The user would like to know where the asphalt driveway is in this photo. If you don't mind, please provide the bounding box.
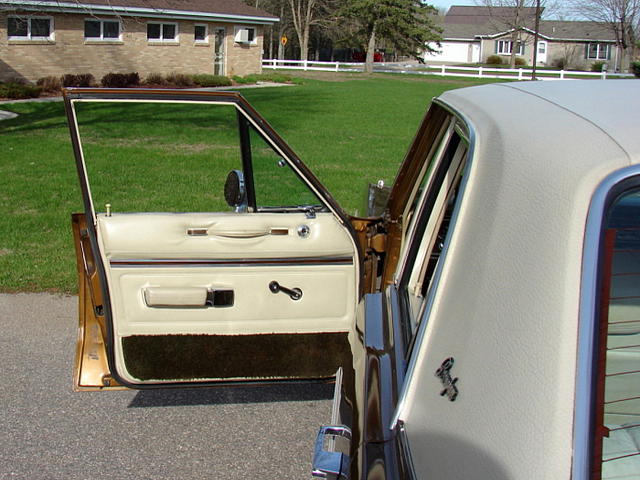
[0,293,331,479]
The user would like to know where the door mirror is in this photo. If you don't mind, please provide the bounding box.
[224,170,248,212]
[367,180,391,217]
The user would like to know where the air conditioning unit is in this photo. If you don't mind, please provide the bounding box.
[235,28,250,44]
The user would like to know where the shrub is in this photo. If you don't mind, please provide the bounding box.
[552,58,565,69]
[514,57,527,67]
[145,72,166,85]
[486,55,503,65]
[232,75,252,84]
[630,61,640,78]
[37,75,62,93]
[165,72,195,87]
[190,74,232,87]
[232,72,302,85]
[61,73,95,87]
[101,72,140,88]
[591,61,607,72]
[0,82,42,99]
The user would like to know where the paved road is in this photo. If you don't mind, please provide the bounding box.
[0,293,332,479]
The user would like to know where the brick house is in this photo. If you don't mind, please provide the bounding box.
[426,6,621,71]
[0,0,278,82]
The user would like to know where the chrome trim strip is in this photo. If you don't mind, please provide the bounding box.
[109,256,354,268]
[391,99,477,428]
[572,165,640,480]
[397,421,418,480]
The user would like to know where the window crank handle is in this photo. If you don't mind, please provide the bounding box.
[269,281,303,301]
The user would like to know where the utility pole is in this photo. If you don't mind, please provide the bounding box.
[531,0,541,80]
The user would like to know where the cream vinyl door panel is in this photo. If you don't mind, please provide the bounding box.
[110,266,354,335]
[97,212,354,259]
[95,211,358,337]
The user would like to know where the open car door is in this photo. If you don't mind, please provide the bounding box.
[65,89,360,390]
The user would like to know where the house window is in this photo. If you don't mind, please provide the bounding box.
[234,26,256,45]
[147,22,178,42]
[495,40,524,55]
[587,43,611,60]
[7,16,53,40]
[84,19,121,41]
[194,24,208,43]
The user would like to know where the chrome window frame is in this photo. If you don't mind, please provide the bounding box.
[573,165,640,480]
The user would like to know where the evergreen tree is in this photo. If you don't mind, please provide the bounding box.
[341,0,442,73]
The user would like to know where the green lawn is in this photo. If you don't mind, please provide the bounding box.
[0,74,499,293]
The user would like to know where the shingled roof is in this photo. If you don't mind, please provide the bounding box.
[5,0,278,22]
[444,5,539,25]
[442,5,615,42]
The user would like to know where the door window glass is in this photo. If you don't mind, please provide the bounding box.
[397,128,468,349]
[248,125,323,210]
[71,98,325,215]
[214,28,226,76]
[73,101,242,213]
[595,188,640,478]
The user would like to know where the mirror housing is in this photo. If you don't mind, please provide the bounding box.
[224,170,248,213]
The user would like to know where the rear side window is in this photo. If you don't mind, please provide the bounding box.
[593,188,640,478]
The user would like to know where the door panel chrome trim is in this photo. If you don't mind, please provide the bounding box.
[109,256,353,268]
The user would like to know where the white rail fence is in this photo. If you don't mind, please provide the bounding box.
[262,59,635,81]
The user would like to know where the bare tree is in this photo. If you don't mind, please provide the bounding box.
[287,0,337,61]
[569,0,640,71]
[475,0,557,68]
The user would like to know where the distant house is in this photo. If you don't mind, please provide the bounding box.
[0,0,278,82]
[426,6,620,70]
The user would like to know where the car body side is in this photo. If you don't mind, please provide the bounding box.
[386,81,639,479]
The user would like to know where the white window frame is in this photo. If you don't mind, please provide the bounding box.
[234,26,257,45]
[84,18,122,41]
[147,22,179,43]
[194,23,208,44]
[496,39,524,56]
[7,15,54,41]
[537,41,547,54]
[587,43,610,60]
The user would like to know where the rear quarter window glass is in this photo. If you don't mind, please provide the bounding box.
[596,188,640,478]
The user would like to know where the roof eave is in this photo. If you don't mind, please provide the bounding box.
[5,0,279,24]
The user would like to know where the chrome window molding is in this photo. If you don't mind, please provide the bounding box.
[573,165,640,480]
[397,421,418,480]
[391,100,477,428]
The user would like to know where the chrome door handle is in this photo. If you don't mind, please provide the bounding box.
[269,281,302,300]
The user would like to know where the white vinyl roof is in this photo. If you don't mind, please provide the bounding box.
[441,80,640,166]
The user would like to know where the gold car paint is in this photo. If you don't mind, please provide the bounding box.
[72,213,124,391]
